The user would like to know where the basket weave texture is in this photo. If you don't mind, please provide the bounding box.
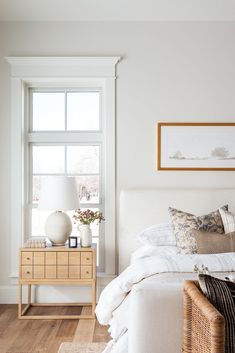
[183,280,225,353]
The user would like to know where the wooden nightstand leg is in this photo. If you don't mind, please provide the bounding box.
[28,284,31,305]
[92,281,96,318]
[18,284,22,318]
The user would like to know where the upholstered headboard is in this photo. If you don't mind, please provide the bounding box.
[119,188,235,272]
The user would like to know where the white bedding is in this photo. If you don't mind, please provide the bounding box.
[96,251,235,353]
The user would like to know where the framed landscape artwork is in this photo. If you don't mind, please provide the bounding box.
[157,123,235,171]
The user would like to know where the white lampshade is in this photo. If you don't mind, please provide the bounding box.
[39,176,79,211]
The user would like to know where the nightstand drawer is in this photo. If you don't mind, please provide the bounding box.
[46,252,56,265]
[21,266,33,279]
[81,266,92,279]
[69,252,80,265]
[57,252,68,265]
[45,266,56,279]
[69,266,81,279]
[22,252,33,265]
[81,252,92,265]
[33,265,45,279]
[34,252,45,265]
[57,265,68,279]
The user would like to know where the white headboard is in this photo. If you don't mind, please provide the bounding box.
[119,188,235,272]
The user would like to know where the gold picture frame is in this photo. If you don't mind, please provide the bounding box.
[157,122,235,171]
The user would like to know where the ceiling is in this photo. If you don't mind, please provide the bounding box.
[1,0,235,22]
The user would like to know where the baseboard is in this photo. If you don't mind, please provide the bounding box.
[0,273,115,304]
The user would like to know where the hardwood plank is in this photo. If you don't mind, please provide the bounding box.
[73,307,95,343]
[29,320,62,353]
[0,313,28,353]
[0,305,110,353]
[7,320,49,352]
[93,321,111,342]
[0,308,17,335]
[56,320,78,338]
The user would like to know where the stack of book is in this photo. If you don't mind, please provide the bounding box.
[24,237,47,248]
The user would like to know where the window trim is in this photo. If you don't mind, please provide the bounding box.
[6,56,120,277]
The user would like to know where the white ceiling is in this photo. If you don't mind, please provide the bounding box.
[1,0,235,22]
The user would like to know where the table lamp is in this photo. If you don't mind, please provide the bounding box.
[38,176,79,245]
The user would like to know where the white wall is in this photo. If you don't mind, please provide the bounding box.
[1,21,235,296]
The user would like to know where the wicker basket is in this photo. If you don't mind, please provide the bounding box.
[183,280,225,353]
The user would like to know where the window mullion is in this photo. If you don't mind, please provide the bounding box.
[27,132,103,143]
[65,90,67,131]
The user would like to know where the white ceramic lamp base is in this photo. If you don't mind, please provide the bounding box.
[45,211,72,246]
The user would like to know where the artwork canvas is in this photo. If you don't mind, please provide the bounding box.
[157,123,235,170]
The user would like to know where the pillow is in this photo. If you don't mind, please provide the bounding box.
[198,274,235,353]
[136,223,176,247]
[219,208,235,233]
[168,206,228,254]
[193,229,235,254]
[130,245,179,264]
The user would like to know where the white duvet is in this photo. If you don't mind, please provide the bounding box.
[96,251,235,353]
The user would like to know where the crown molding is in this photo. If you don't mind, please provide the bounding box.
[5,56,121,78]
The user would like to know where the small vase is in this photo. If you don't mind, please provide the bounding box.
[78,224,92,247]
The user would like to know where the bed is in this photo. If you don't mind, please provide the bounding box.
[96,189,235,353]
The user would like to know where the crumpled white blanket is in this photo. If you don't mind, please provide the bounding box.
[96,252,235,325]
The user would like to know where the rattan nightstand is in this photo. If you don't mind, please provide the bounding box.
[18,245,96,319]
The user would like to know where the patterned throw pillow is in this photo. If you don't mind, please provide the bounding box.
[168,206,228,254]
[198,274,235,353]
[219,208,235,233]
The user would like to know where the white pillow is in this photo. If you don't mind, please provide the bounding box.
[131,245,179,264]
[219,208,235,233]
[136,223,176,246]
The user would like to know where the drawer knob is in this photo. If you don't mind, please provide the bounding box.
[27,257,30,260]
[26,271,30,274]
[86,258,89,260]
[86,271,89,274]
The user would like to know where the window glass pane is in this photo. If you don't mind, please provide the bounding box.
[67,92,100,130]
[67,146,99,174]
[33,146,65,174]
[32,175,41,203]
[75,176,99,204]
[32,92,65,131]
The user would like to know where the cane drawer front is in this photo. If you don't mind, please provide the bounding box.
[57,252,69,265]
[46,252,56,265]
[81,252,92,265]
[20,248,95,281]
[81,266,92,279]
[21,252,33,265]
[57,265,69,279]
[69,252,81,265]
[45,266,57,279]
[22,266,33,279]
[34,252,45,265]
[33,266,45,279]
[69,266,81,279]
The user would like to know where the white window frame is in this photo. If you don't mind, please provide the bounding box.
[27,86,105,271]
[6,56,120,278]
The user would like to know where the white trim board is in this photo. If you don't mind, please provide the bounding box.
[6,57,120,78]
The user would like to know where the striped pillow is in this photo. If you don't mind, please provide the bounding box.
[198,274,235,353]
[219,208,235,233]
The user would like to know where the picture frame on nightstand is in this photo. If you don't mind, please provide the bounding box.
[68,236,78,248]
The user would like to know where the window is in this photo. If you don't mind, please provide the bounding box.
[7,57,119,278]
[27,88,104,270]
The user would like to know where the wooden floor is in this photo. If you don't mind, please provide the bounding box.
[0,305,110,353]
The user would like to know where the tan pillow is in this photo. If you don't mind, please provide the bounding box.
[193,229,235,254]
